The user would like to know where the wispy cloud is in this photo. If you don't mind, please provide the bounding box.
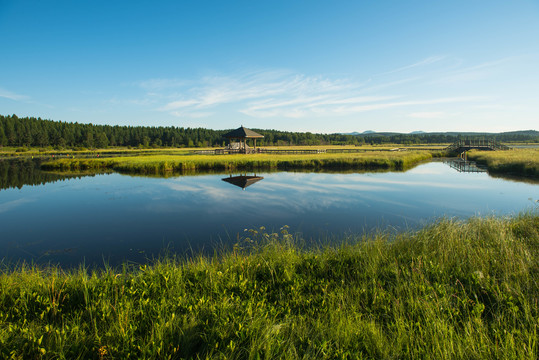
[378,55,447,76]
[153,70,377,118]
[126,55,510,121]
[107,97,158,106]
[150,70,449,119]
[0,87,28,101]
[407,112,446,119]
[137,78,190,90]
[430,57,513,85]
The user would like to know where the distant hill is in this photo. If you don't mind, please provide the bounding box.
[346,130,538,138]
[337,129,538,145]
[341,130,375,135]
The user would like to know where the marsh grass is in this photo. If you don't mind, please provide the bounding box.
[0,214,537,359]
[467,148,539,178]
[41,151,433,174]
[0,145,448,157]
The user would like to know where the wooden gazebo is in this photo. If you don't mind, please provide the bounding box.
[222,126,264,153]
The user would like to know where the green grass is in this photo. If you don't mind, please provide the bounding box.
[467,148,539,178]
[0,147,194,158]
[0,144,449,157]
[41,151,434,174]
[0,214,537,359]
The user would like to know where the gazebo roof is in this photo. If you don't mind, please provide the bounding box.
[223,126,264,139]
[222,175,264,189]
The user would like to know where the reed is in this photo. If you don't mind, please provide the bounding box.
[0,214,537,359]
[41,151,433,174]
[467,148,538,177]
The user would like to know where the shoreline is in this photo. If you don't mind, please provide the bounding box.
[1,214,537,359]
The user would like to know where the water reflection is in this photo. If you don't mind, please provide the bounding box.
[222,174,264,190]
[0,161,537,268]
[0,158,95,190]
[444,159,487,173]
[441,158,538,184]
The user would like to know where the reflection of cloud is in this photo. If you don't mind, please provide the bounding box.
[346,176,484,190]
[140,163,489,220]
[0,198,34,213]
[268,181,390,193]
[159,176,372,215]
[165,182,229,201]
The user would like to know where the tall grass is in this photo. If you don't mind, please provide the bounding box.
[41,151,433,174]
[0,214,537,359]
[467,148,539,177]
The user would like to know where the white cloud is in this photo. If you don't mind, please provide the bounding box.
[430,57,513,85]
[0,87,28,101]
[153,71,413,119]
[137,78,190,90]
[379,55,447,76]
[125,55,513,124]
[170,110,213,118]
[407,112,445,119]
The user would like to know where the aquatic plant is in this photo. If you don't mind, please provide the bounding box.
[41,151,433,175]
[467,148,538,178]
[0,214,537,359]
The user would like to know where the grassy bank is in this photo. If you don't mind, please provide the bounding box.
[467,148,539,178]
[0,214,537,359]
[0,144,449,157]
[41,151,433,174]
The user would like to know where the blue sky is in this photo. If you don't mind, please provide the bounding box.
[1,0,538,133]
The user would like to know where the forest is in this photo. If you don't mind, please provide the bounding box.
[1,114,537,149]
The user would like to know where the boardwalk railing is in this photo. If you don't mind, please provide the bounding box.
[445,140,510,152]
[258,149,326,154]
[192,148,409,155]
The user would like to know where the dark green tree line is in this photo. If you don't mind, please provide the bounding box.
[1,114,537,149]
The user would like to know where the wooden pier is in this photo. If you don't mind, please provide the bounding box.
[193,147,410,155]
[445,139,510,153]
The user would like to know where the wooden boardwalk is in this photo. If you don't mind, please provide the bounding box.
[193,148,411,155]
[445,140,510,153]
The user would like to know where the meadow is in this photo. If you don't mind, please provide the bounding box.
[0,214,537,359]
[6,145,532,178]
[0,144,447,157]
[467,148,539,178]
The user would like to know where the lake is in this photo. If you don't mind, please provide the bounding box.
[0,159,537,267]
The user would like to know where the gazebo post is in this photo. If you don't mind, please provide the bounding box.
[222,126,264,155]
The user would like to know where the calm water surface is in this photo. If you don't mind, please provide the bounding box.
[0,161,537,267]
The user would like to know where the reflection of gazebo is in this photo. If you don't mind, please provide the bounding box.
[223,126,264,154]
[222,174,264,190]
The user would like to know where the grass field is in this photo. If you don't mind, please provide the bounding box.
[467,148,539,178]
[0,214,537,359]
[0,144,449,157]
[41,151,434,174]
